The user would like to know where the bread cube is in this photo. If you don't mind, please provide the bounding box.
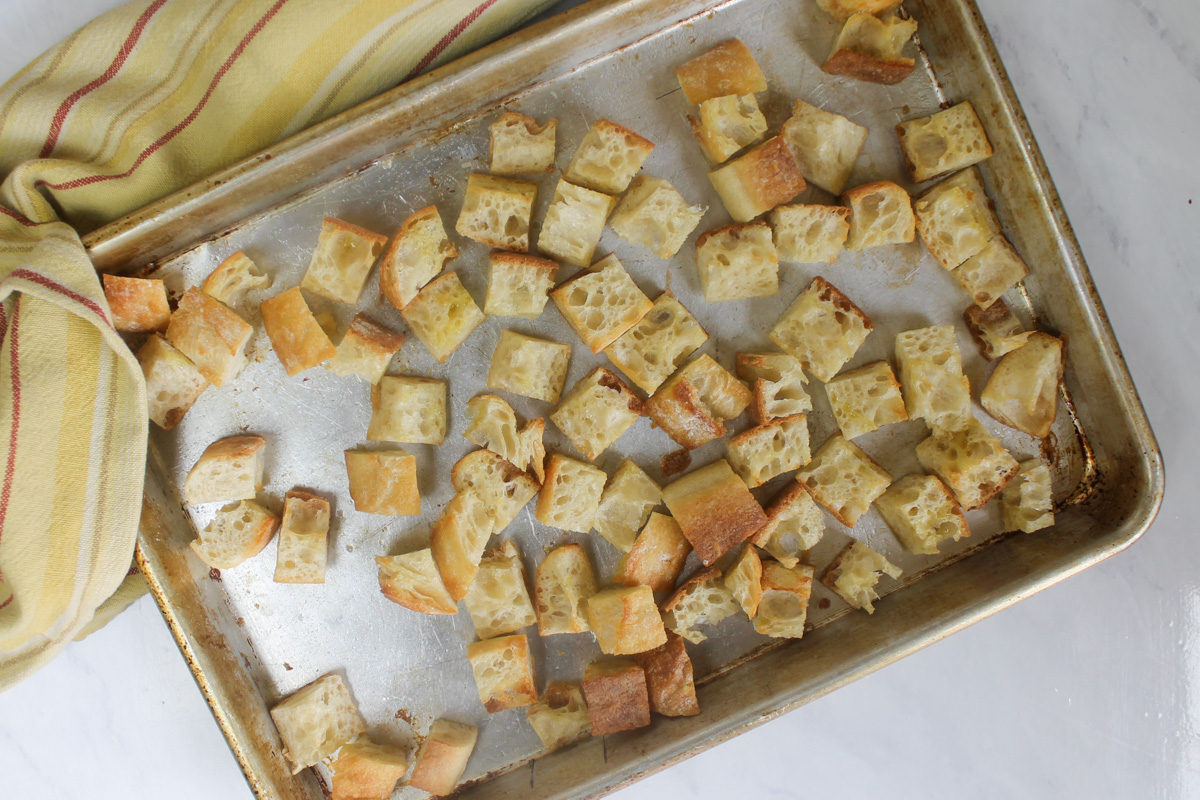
[769,276,873,383]
[408,719,477,797]
[822,540,902,613]
[779,100,867,196]
[587,585,667,655]
[876,473,970,555]
[379,205,457,310]
[771,204,851,265]
[825,360,908,439]
[535,543,597,635]
[538,179,617,267]
[674,39,767,104]
[536,453,607,532]
[709,136,807,223]
[376,548,458,615]
[646,354,751,451]
[736,351,812,423]
[344,449,419,516]
[464,394,522,463]
[609,176,707,258]
[330,739,408,800]
[489,111,557,175]
[726,413,812,488]
[184,435,265,505]
[964,298,1033,360]
[843,180,916,250]
[752,482,825,567]
[894,325,972,435]
[605,291,708,393]
[582,660,651,735]
[914,168,1001,269]
[662,458,767,566]
[981,332,1064,437]
[189,500,279,569]
[450,448,540,534]
[367,375,446,445]
[520,418,547,483]
[634,631,699,717]
[915,417,1019,510]
[401,271,484,362]
[102,274,170,332]
[430,489,493,601]
[486,329,572,404]
[897,101,995,183]
[594,459,662,553]
[138,334,208,430]
[455,173,537,252]
[551,254,652,352]
[614,512,691,593]
[201,251,271,307]
[300,218,387,304]
[823,13,917,85]
[466,633,538,713]
[270,674,366,773]
[953,234,1029,309]
[564,119,654,195]
[551,367,643,461]
[689,94,767,164]
[662,566,740,644]
[325,313,404,384]
[259,286,337,376]
[797,433,892,526]
[166,287,252,387]
[526,683,590,750]
[753,561,815,638]
[485,251,558,318]
[695,221,779,302]
[724,544,763,618]
[816,0,902,21]
[274,490,330,584]
[463,540,537,639]
[1002,459,1054,533]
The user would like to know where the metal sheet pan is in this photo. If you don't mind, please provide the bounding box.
[89,0,1164,797]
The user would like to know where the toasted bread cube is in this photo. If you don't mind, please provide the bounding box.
[779,100,868,196]
[520,418,547,483]
[582,660,650,735]
[964,299,1032,361]
[551,254,652,353]
[527,683,590,750]
[344,449,419,516]
[725,544,763,618]
[466,634,538,713]
[823,13,917,85]
[822,540,901,613]
[455,173,537,252]
[769,277,873,383]
[817,0,902,19]
[409,719,477,797]
[754,561,815,638]
[895,325,972,435]
[189,500,279,569]
[551,367,643,461]
[981,332,1064,437]
[914,168,1001,269]
[843,180,915,250]
[876,473,970,555]
[274,490,330,584]
[270,674,366,773]
[897,101,995,183]
[103,274,170,332]
[695,221,779,302]
[166,288,252,387]
[201,251,271,307]
[662,566,739,644]
[609,176,707,258]
[331,739,408,800]
[487,330,571,404]
[662,459,767,565]
[325,314,404,384]
[184,435,265,505]
[138,334,208,430]
[634,631,699,717]
[564,119,654,195]
[688,93,767,164]
[588,585,667,655]
[797,434,892,526]
[825,360,908,439]
[464,394,522,463]
[674,39,767,104]
[771,204,851,265]
[676,354,753,420]
[535,543,597,635]
[538,179,617,268]
[485,251,558,318]
[489,112,557,175]
[645,354,751,450]
[1002,460,1054,533]
[594,460,662,553]
[915,417,1020,510]
[401,271,484,362]
[536,453,607,532]
[708,136,806,223]
[463,540,537,639]
[726,413,812,488]
[752,482,825,568]
[450,448,540,535]
[605,291,708,394]
[953,235,1029,309]
[736,352,812,423]
[300,218,387,304]
[430,490,493,601]
[379,206,457,310]
[376,549,457,615]
[614,512,691,593]
[259,287,337,377]
[367,375,446,445]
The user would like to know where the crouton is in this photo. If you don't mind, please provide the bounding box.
[485,251,559,319]
[189,500,279,569]
[379,206,457,310]
[779,100,868,195]
[166,287,252,387]
[914,167,1001,269]
[564,119,654,195]
[330,739,408,800]
[843,180,916,250]
[726,413,812,487]
[259,287,337,376]
[367,375,446,445]
[614,512,691,593]
[674,39,768,104]
[430,489,493,601]
[634,631,699,717]
[981,332,1064,437]
[300,218,387,304]
[736,351,812,423]
[103,274,170,332]
[467,634,538,712]
[464,394,522,463]
[688,94,767,164]
[752,482,825,567]
[816,0,903,21]
[535,453,607,532]
[823,13,917,85]
[582,660,651,736]
[964,298,1032,360]
[594,460,662,553]
[184,435,265,505]
[662,459,767,565]
[520,418,547,483]
[605,291,708,393]
[550,254,652,353]
[400,271,484,363]
[270,674,366,774]
[550,367,643,461]
[695,221,780,302]
[753,561,815,638]
[822,540,901,613]
[645,354,751,450]
[273,490,330,584]
[450,448,540,534]
[609,176,707,258]
[915,416,1020,510]
[894,325,972,435]
[771,204,852,265]
[408,719,477,797]
[796,433,892,526]
[538,179,617,267]
[324,313,403,384]
[588,585,668,655]
[662,566,740,644]
[455,173,538,252]
[875,473,970,554]
[724,544,763,618]
[463,540,537,639]
[1002,459,1055,533]
[897,101,995,183]
[709,136,807,223]
[526,683,590,751]
[201,251,271,307]
[535,543,597,635]
[487,329,572,404]
[953,235,1029,309]
[376,549,458,615]
[489,112,557,175]
[769,276,873,382]
[825,360,908,439]
[137,334,208,430]
[344,449,419,516]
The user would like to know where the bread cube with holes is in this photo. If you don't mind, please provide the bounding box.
[376,549,457,615]
[273,490,330,584]
[696,221,780,302]
[964,298,1032,360]
[564,119,654,195]
[138,334,208,430]
[536,453,607,532]
[344,449,419,516]
[825,360,908,439]
[609,176,707,258]
[726,413,812,487]
[538,179,617,267]
[634,631,699,717]
[1002,459,1054,533]
[688,94,767,164]
[202,251,271,307]
[897,101,995,183]
[614,512,691,593]
[184,435,265,505]
[822,540,902,613]
[753,561,815,638]
[587,585,667,655]
[535,543,597,635]
[520,418,547,483]
[400,271,484,362]
[485,251,558,318]
[916,417,1020,510]
[914,167,1001,270]
[103,274,170,332]
[895,325,971,434]
[430,489,493,601]
[646,354,752,450]
[408,719,477,797]
[166,288,253,387]
[489,111,557,175]
[367,375,446,445]
[752,482,825,568]
[189,500,279,570]
[843,180,915,250]
[379,206,457,310]
[487,330,571,404]
[736,352,812,424]
[771,204,851,265]
[823,12,918,85]
[463,541,536,639]
[817,0,902,18]
[769,277,873,383]
[724,545,763,618]
[876,473,970,555]
[551,254,652,352]
[779,100,868,196]
[662,566,740,644]
[582,659,651,736]
[325,314,404,384]
[709,136,807,223]
[330,739,408,800]
[526,683,590,751]
[981,332,1064,437]
[663,459,767,565]
[605,291,708,393]
[797,433,892,526]
[466,633,538,713]
[594,459,661,553]
[270,674,366,773]
[259,287,337,376]
[300,218,387,304]
[455,173,537,252]
[674,39,767,104]
[464,394,523,463]
[450,448,540,534]
[953,235,1029,309]
[551,367,643,461]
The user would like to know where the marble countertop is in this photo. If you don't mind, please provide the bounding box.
[2,0,1198,797]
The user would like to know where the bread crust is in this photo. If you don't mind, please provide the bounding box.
[409,719,477,796]
[330,739,408,800]
[614,512,691,593]
[708,136,806,223]
[166,287,253,387]
[586,585,668,655]
[376,549,458,615]
[103,274,171,332]
[582,659,651,736]
[634,631,700,717]
[661,459,767,565]
[823,48,914,85]
[345,449,419,515]
[260,286,338,376]
[674,39,768,104]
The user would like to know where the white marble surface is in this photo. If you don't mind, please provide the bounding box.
[2,0,1199,798]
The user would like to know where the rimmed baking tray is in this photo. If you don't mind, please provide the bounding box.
[84,0,1164,797]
